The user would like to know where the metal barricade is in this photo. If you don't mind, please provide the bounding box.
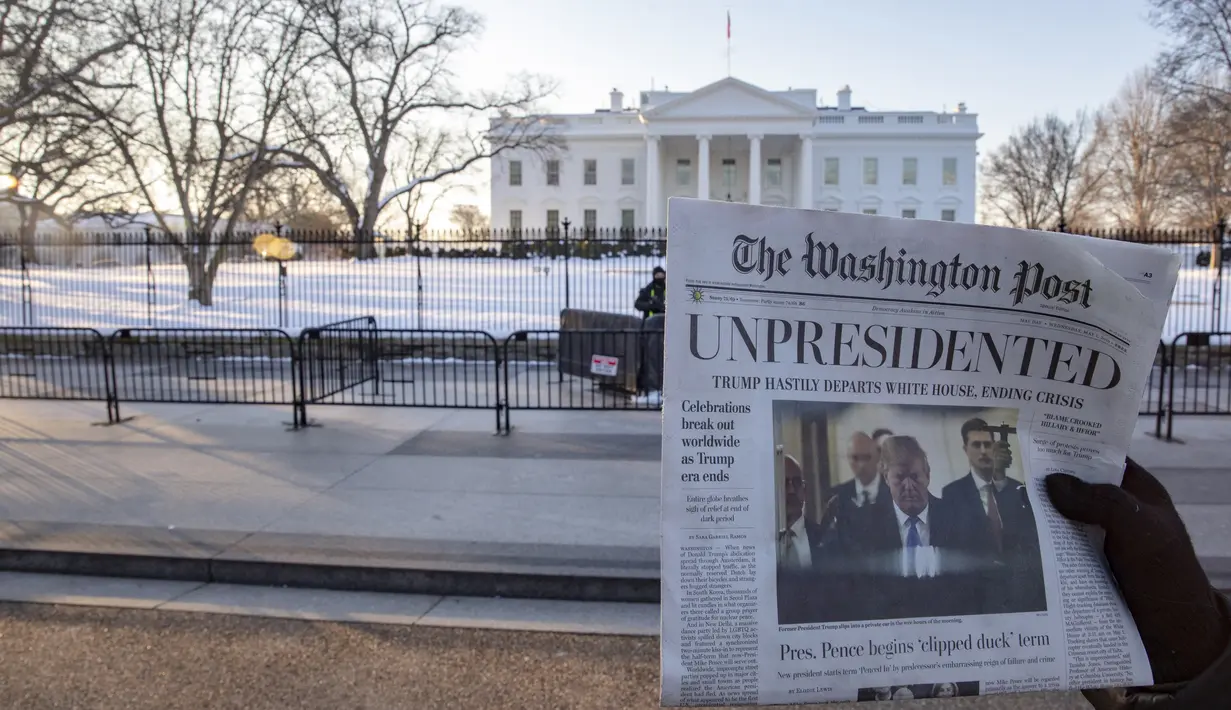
[0,326,122,423]
[1158,331,1231,441]
[108,327,300,423]
[297,329,504,433]
[501,328,663,433]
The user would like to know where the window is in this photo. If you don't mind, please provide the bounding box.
[621,208,635,237]
[546,160,559,186]
[766,158,782,188]
[676,158,692,186]
[863,157,878,185]
[824,157,839,186]
[584,159,597,186]
[901,209,917,219]
[509,160,522,186]
[942,158,958,186]
[902,158,917,186]
[722,158,737,188]
[583,208,597,232]
[509,210,523,230]
[546,209,559,229]
[862,208,878,216]
[621,158,635,185]
[941,209,957,222]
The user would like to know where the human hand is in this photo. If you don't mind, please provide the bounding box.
[992,440,1012,476]
[1045,458,1229,684]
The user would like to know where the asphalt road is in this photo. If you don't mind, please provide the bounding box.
[0,602,1092,710]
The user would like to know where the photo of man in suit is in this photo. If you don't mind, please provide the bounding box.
[772,400,1045,623]
[819,436,989,620]
[941,418,1047,612]
[831,431,891,517]
[777,454,826,572]
[776,454,828,624]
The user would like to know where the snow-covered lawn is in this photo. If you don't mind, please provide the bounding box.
[0,255,658,338]
[0,251,1227,343]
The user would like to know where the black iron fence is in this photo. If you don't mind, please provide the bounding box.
[0,227,667,332]
[0,316,667,434]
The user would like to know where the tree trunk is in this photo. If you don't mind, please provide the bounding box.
[355,210,379,260]
[184,247,217,306]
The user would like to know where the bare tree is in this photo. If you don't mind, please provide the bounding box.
[0,0,130,131]
[980,112,1107,230]
[271,0,556,258]
[1149,0,1231,230]
[1093,68,1176,231]
[1163,90,1231,227]
[0,112,131,261]
[1151,0,1231,111]
[448,204,487,233]
[101,0,310,304]
[246,169,349,232]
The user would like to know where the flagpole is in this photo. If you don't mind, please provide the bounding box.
[726,10,731,77]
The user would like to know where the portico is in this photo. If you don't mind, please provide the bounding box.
[638,78,820,226]
[642,133,815,225]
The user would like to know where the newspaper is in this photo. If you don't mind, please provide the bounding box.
[658,198,1181,706]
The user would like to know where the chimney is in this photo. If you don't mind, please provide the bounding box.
[837,85,852,111]
[610,88,624,112]
[957,102,967,114]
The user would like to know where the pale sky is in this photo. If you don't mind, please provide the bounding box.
[427,0,1171,227]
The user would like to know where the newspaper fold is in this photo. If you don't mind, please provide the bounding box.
[659,198,1181,706]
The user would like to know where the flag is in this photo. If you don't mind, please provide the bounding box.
[727,11,731,39]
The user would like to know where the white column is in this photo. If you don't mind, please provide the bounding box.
[797,135,814,209]
[697,135,711,200]
[646,135,661,227]
[748,134,762,206]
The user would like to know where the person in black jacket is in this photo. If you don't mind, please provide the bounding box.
[635,266,666,319]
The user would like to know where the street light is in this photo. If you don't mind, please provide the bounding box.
[0,174,18,192]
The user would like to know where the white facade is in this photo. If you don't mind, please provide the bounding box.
[489,78,980,229]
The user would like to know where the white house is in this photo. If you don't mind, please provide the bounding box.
[489,77,980,230]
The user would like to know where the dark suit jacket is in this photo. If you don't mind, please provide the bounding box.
[809,494,1001,622]
[941,473,1047,613]
[776,518,828,625]
[830,477,893,521]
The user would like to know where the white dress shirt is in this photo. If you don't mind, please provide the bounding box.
[854,477,881,507]
[892,501,937,577]
[969,470,1009,515]
[892,502,931,547]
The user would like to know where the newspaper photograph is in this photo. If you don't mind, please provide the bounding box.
[658,198,1181,706]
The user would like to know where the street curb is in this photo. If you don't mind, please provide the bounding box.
[0,549,662,604]
[0,548,1225,603]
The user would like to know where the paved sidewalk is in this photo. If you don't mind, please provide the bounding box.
[0,400,663,597]
[0,400,1227,593]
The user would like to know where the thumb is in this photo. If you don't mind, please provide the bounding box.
[1044,473,1140,532]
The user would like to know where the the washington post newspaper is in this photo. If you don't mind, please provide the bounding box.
[658,198,1181,706]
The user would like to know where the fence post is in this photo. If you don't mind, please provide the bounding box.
[562,217,572,310]
[413,221,424,331]
[1213,218,1226,334]
[19,244,32,325]
[144,226,155,326]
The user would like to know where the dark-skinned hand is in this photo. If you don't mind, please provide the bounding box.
[1045,457,1229,685]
